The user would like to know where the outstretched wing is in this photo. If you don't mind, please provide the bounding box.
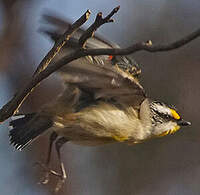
[59,58,146,108]
[40,14,145,108]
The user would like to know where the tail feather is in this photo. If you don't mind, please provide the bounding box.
[9,114,53,150]
[10,113,35,128]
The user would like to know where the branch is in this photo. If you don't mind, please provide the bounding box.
[34,9,91,76]
[83,28,200,55]
[0,7,200,123]
[0,10,90,122]
[79,6,120,47]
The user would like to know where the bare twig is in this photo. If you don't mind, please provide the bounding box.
[0,8,199,123]
[0,10,90,122]
[34,9,91,76]
[83,28,200,55]
[79,6,120,47]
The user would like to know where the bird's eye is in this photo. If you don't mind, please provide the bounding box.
[166,114,170,119]
[164,114,171,120]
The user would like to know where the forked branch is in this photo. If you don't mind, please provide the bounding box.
[34,9,91,76]
[79,6,120,47]
[0,9,91,122]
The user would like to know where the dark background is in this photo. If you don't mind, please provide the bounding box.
[0,0,199,194]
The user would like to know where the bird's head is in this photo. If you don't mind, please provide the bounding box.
[149,101,191,137]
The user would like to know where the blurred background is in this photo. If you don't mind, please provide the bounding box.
[0,0,199,194]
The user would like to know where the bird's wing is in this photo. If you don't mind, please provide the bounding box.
[40,14,145,108]
[59,58,146,108]
[40,14,141,75]
[41,13,119,49]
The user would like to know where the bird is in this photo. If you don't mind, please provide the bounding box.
[9,14,191,191]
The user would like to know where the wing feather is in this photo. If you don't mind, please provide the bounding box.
[41,13,119,49]
[40,14,146,107]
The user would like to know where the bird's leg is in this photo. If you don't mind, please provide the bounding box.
[46,132,58,165]
[54,137,68,192]
[36,135,68,192]
[36,132,58,184]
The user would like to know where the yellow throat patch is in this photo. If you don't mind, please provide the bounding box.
[112,135,129,142]
[158,125,180,137]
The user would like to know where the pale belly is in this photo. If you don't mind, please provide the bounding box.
[53,102,146,145]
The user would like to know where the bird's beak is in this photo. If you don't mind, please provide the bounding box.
[177,119,191,126]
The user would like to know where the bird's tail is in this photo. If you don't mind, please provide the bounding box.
[9,113,53,150]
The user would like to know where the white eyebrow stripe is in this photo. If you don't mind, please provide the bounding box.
[155,104,171,116]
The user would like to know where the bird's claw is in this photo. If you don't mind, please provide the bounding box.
[55,176,66,193]
[34,161,67,192]
[34,161,51,185]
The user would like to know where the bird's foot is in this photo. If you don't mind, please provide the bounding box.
[34,161,52,185]
[54,163,67,193]
[34,161,67,192]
